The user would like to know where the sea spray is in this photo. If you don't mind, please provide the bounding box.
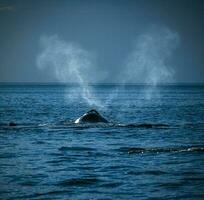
[36,35,103,108]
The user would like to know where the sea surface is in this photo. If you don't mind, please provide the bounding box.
[0,84,204,200]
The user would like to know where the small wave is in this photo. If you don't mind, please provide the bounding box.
[58,146,95,152]
[181,171,203,176]
[117,146,204,154]
[32,140,47,145]
[182,177,204,181]
[99,182,122,188]
[57,177,100,187]
[0,122,46,130]
[20,180,40,186]
[159,181,184,188]
[0,122,9,127]
[0,153,16,159]
[14,190,72,199]
[182,122,204,130]
[1,120,203,131]
[127,170,168,176]
[46,158,70,165]
[118,123,169,129]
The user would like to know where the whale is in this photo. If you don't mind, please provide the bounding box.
[74,109,108,124]
[9,122,17,126]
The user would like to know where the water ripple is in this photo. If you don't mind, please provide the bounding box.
[117,146,204,154]
[58,146,96,152]
[57,177,100,187]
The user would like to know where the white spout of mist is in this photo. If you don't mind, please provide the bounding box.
[105,26,180,110]
[37,35,103,108]
[113,26,180,119]
[124,26,180,103]
[125,26,180,85]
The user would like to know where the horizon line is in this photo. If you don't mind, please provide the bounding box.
[0,82,204,86]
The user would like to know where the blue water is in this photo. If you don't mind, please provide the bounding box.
[0,84,204,200]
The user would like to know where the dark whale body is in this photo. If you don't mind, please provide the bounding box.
[75,109,108,124]
[9,122,17,126]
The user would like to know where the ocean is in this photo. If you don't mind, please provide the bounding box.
[0,84,204,200]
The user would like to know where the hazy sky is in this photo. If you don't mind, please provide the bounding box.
[0,0,204,83]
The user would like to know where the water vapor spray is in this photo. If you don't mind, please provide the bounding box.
[37,35,103,108]
[114,26,180,119]
[36,26,179,116]
[105,26,180,111]
[125,26,179,85]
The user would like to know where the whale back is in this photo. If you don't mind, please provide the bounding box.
[75,110,108,123]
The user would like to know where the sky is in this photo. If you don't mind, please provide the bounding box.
[0,0,204,83]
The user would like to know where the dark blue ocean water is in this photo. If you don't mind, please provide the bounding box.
[0,84,204,200]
